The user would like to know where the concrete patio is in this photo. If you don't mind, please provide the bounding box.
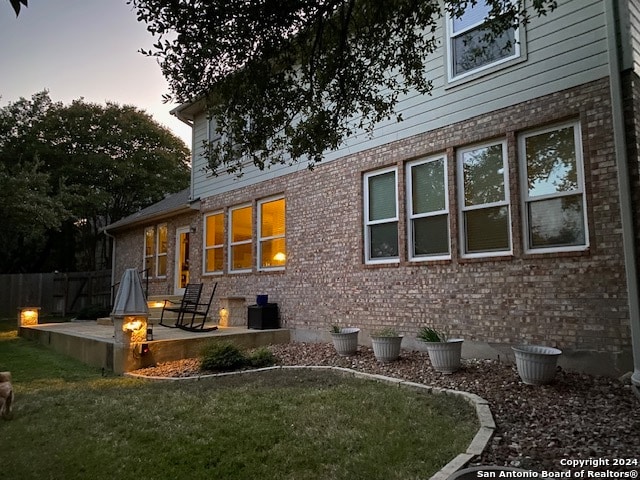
[19,320,290,374]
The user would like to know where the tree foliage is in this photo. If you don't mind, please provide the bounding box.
[130,0,556,176]
[0,91,190,273]
[8,0,27,16]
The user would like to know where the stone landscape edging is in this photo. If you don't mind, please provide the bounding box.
[125,365,496,479]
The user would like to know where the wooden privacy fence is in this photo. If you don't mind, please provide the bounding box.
[0,270,112,318]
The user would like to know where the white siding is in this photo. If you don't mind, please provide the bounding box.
[624,0,640,73]
[192,0,609,200]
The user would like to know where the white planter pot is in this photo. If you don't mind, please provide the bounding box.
[421,339,464,374]
[512,345,562,385]
[371,336,403,363]
[331,328,360,356]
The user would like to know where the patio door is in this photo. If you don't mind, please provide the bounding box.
[175,227,190,295]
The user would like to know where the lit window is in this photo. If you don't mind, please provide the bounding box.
[364,168,399,264]
[407,156,450,260]
[204,212,224,273]
[519,122,588,252]
[447,0,520,81]
[144,224,167,277]
[157,224,167,276]
[144,226,155,277]
[258,197,286,269]
[458,141,511,257]
[229,205,253,272]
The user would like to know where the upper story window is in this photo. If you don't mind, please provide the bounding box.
[407,155,450,261]
[204,212,224,274]
[143,224,167,277]
[519,121,588,253]
[207,116,221,143]
[447,0,520,82]
[258,197,286,270]
[229,204,253,272]
[458,141,512,258]
[364,167,399,264]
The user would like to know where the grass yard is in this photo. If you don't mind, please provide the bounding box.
[0,321,478,480]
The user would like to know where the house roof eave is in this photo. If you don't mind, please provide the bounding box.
[170,98,206,125]
[103,188,198,234]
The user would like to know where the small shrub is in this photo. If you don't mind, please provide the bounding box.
[417,327,448,342]
[248,347,277,368]
[200,341,248,372]
[75,305,111,320]
[372,327,399,337]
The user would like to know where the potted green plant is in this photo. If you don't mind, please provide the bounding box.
[417,327,464,374]
[330,325,360,356]
[370,327,403,363]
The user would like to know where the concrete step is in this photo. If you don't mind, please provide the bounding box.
[147,296,181,322]
[146,295,218,325]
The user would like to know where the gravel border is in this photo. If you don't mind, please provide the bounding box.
[131,342,640,473]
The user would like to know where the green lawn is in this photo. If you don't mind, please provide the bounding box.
[0,321,478,480]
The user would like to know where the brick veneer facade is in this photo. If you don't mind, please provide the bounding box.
[623,70,640,278]
[112,211,200,298]
[113,77,635,376]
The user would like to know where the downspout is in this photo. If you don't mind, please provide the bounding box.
[170,107,196,208]
[104,229,117,305]
[604,1,640,389]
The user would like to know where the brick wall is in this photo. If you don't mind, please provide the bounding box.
[112,211,199,298]
[114,77,634,375]
[622,70,640,276]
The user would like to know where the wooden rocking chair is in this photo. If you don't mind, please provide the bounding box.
[159,283,219,332]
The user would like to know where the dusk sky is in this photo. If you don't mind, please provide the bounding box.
[0,0,192,147]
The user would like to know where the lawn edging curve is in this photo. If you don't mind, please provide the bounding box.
[125,365,496,479]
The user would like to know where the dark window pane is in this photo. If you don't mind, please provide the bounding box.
[525,126,578,197]
[465,206,510,253]
[412,159,446,214]
[452,1,491,32]
[368,172,396,221]
[413,215,449,257]
[369,222,399,259]
[528,195,585,248]
[463,144,505,206]
[453,26,516,76]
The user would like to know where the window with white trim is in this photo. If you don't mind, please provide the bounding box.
[258,197,286,270]
[458,141,511,257]
[208,115,250,162]
[143,224,167,277]
[364,167,399,264]
[519,121,588,253]
[407,155,450,260]
[144,226,155,277]
[204,212,224,274]
[447,0,520,82]
[229,204,253,272]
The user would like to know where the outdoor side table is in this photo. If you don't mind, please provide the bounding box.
[247,303,280,330]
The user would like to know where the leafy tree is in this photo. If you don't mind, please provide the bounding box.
[129,0,557,176]
[8,0,27,16]
[0,160,70,273]
[0,91,190,273]
[0,92,70,272]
